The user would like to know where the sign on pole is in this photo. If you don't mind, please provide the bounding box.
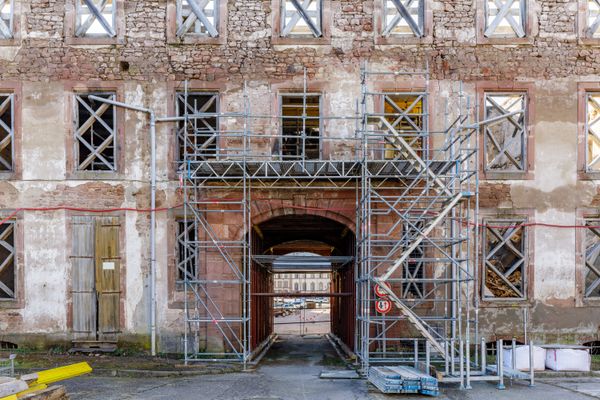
[374,283,390,298]
[375,299,392,314]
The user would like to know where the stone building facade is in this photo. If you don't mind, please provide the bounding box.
[0,0,599,354]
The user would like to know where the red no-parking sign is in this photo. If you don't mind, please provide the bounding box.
[374,283,390,298]
[375,299,392,314]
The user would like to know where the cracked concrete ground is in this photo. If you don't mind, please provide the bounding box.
[62,335,600,399]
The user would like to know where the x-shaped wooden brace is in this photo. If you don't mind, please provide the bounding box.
[0,0,13,39]
[177,0,218,38]
[76,0,116,37]
[0,95,13,171]
[178,94,218,157]
[176,221,197,281]
[587,95,600,170]
[384,94,424,149]
[282,0,322,37]
[588,0,600,37]
[485,224,525,297]
[585,224,600,297]
[484,0,525,38]
[0,223,14,298]
[383,0,423,37]
[484,95,525,170]
[75,95,116,170]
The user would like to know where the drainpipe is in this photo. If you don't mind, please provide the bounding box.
[88,96,157,356]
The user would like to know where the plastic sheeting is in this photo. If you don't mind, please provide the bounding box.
[503,345,546,371]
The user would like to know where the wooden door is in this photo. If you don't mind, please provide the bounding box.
[71,216,121,342]
[95,217,121,341]
[71,216,96,340]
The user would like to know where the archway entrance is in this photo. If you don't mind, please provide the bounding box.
[250,214,356,358]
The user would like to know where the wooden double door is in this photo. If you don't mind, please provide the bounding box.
[70,216,121,342]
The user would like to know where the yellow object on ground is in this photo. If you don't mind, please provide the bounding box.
[0,362,92,400]
[30,362,92,386]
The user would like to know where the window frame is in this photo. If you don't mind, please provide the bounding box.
[481,217,529,302]
[65,0,125,45]
[176,218,197,284]
[271,0,331,45]
[73,92,118,173]
[476,0,535,44]
[578,0,600,43]
[583,218,600,299]
[0,214,22,309]
[0,92,15,173]
[278,92,323,161]
[0,0,20,46]
[166,0,228,45]
[0,220,16,301]
[175,90,220,167]
[374,0,432,45]
[477,83,535,180]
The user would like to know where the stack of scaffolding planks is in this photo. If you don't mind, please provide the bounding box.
[368,365,439,396]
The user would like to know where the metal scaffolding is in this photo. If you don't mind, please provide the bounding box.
[175,65,494,386]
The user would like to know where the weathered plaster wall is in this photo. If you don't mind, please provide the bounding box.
[0,0,599,350]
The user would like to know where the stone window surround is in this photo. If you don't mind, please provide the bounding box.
[477,81,536,181]
[0,81,21,180]
[166,81,225,181]
[478,209,535,308]
[0,0,21,46]
[476,0,537,45]
[271,0,332,45]
[166,0,228,45]
[578,0,600,44]
[577,82,600,179]
[65,82,125,180]
[373,0,433,45]
[64,0,125,45]
[0,214,23,309]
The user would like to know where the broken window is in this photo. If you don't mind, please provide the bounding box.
[382,93,426,159]
[176,0,219,38]
[588,0,600,37]
[0,94,14,171]
[484,0,526,38]
[0,0,14,39]
[585,93,600,171]
[177,219,197,281]
[281,0,322,37]
[402,221,425,299]
[176,92,218,164]
[483,93,527,172]
[75,0,116,37]
[74,93,117,172]
[382,0,424,37]
[280,94,321,160]
[483,219,527,300]
[0,221,15,299]
[584,220,600,298]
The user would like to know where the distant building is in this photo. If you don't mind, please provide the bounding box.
[273,273,330,293]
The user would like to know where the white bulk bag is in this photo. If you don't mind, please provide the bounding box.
[545,349,591,372]
[503,345,546,371]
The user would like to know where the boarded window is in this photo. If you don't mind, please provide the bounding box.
[483,93,527,172]
[0,93,14,171]
[586,93,600,171]
[177,219,197,281]
[0,221,15,299]
[588,0,600,37]
[584,219,600,298]
[402,221,424,299]
[280,94,321,159]
[176,0,218,38]
[382,93,426,159]
[176,92,218,164]
[76,0,116,37]
[483,219,527,300]
[0,0,14,39]
[74,93,117,172]
[484,0,526,38]
[281,0,322,37]
[382,0,424,37]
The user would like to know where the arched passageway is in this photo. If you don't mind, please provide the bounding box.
[250,213,356,353]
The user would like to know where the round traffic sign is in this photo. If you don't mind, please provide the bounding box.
[374,283,390,298]
[375,299,392,314]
